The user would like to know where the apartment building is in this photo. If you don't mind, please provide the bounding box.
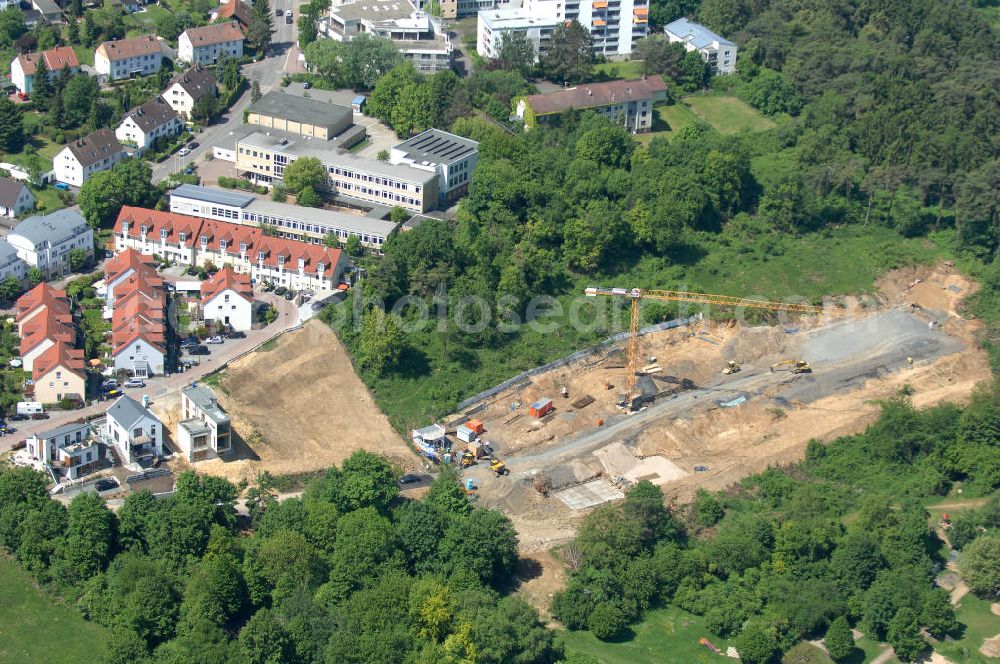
[10,46,80,94]
[178,22,245,65]
[247,92,354,141]
[7,209,94,279]
[200,267,253,331]
[114,207,349,291]
[16,282,71,337]
[0,240,27,285]
[15,283,85,403]
[164,66,218,118]
[389,128,478,204]
[26,422,100,483]
[53,128,128,187]
[32,342,86,404]
[437,0,496,20]
[116,96,183,155]
[322,0,453,73]
[95,36,163,81]
[177,383,232,461]
[234,130,440,212]
[515,75,667,133]
[168,184,399,249]
[479,0,648,58]
[664,18,737,75]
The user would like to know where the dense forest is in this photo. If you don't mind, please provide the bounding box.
[552,386,1000,662]
[0,453,562,664]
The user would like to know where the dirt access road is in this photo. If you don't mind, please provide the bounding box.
[161,320,416,484]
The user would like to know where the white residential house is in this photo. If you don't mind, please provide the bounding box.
[54,128,128,187]
[10,46,80,95]
[113,330,165,377]
[0,240,27,285]
[94,36,164,81]
[0,177,35,218]
[389,129,479,204]
[200,267,253,332]
[26,422,100,482]
[664,18,737,75]
[164,66,218,118]
[178,22,245,65]
[115,96,183,155]
[104,395,163,466]
[7,209,94,279]
[177,383,232,461]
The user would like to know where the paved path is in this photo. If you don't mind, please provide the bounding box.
[1,286,301,453]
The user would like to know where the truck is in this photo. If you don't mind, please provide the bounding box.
[16,401,44,416]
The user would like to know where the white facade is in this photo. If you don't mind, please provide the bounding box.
[177,25,245,65]
[202,288,253,331]
[389,129,478,203]
[7,210,94,279]
[479,0,648,58]
[177,384,232,461]
[26,422,100,482]
[113,337,165,376]
[664,18,736,75]
[115,106,184,155]
[0,183,35,218]
[0,240,26,285]
[104,396,163,466]
[54,135,127,187]
[94,38,164,81]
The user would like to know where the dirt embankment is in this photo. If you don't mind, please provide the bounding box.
[163,320,417,484]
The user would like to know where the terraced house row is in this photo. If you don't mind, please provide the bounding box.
[15,283,85,405]
[102,250,167,378]
[113,207,348,292]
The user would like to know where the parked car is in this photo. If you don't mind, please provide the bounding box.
[188,345,211,356]
[178,146,191,157]
[8,413,28,421]
[303,81,312,89]
[206,336,224,344]
[284,290,296,300]
[0,425,16,436]
[180,336,199,347]
[275,7,282,14]
[105,388,122,398]
[95,478,119,492]
[274,286,287,296]
[184,166,196,175]
[102,378,119,389]
[224,330,246,339]
[311,301,327,311]
[399,473,421,485]
[53,182,70,191]
[188,141,199,150]
[30,413,50,420]
[124,378,146,388]
[285,11,293,23]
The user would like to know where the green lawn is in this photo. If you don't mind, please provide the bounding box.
[125,5,173,34]
[0,556,109,664]
[71,45,95,67]
[30,186,68,215]
[684,94,776,135]
[560,606,734,664]
[931,593,1000,664]
[1,133,64,172]
[638,103,701,144]
[593,60,645,80]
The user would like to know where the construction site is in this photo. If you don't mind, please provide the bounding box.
[436,264,991,551]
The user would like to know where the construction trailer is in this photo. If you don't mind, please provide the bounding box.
[456,424,477,443]
[466,418,485,435]
[529,398,553,418]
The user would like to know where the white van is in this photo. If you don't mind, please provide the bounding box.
[16,401,44,415]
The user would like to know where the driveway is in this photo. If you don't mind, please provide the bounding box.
[0,285,301,453]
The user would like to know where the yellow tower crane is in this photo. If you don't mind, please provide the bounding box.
[584,287,826,401]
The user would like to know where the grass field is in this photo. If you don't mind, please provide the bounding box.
[932,593,1000,664]
[638,103,701,144]
[685,94,775,134]
[71,45,95,67]
[593,60,645,80]
[30,186,69,214]
[1,133,64,172]
[0,557,109,664]
[125,5,173,34]
[560,606,735,664]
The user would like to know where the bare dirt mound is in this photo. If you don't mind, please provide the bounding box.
[188,320,416,483]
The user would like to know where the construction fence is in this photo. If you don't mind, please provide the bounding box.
[455,314,703,413]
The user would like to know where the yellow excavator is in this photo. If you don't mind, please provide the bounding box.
[770,359,812,374]
[460,451,476,468]
[489,458,509,476]
[721,360,741,375]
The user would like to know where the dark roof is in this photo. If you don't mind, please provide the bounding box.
[171,184,254,208]
[0,176,28,207]
[524,76,668,116]
[65,128,125,167]
[170,66,217,100]
[106,395,153,428]
[123,96,180,133]
[216,0,253,26]
[248,91,353,133]
[392,129,478,166]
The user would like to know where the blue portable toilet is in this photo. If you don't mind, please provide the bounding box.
[465,478,475,490]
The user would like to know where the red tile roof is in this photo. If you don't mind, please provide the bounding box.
[96,36,162,62]
[103,248,167,358]
[115,207,344,279]
[216,0,253,27]
[15,283,71,324]
[523,76,668,116]
[21,315,75,356]
[15,46,80,76]
[33,342,85,382]
[201,267,252,305]
[104,248,163,286]
[183,22,246,46]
